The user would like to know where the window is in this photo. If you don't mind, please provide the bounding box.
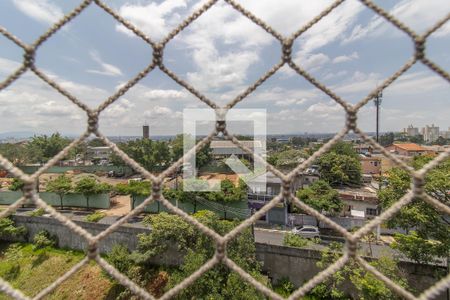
[366,208,378,216]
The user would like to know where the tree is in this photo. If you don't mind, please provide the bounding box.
[26,133,71,163]
[317,152,362,186]
[295,180,342,226]
[115,180,152,209]
[311,242,409,299]
[74,177,111,210]
[46,175,72,209]
[205,179,246,219]
[116,139,171,172]
[378,155,450,264]
[131,211,268,299]
[379,132,395,147]
[170,134,212,168]
[9,178,25,192]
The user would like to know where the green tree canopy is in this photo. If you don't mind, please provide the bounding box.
[378,155,450,264]
[126,211,268,299]
[74,177,111,210]
[26,133,71,163]
[317,152,362,186]
[295,180,342,225]
[46,174,73,209]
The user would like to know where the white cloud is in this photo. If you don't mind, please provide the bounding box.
[86,51,123,77]
[293,52,330,71]
[12,0,63,25]
[332,71,382,95]
[332,51,359,64]
[275,98,307,107]
[144,89,186,100]
[116,0,188,40]
[343,0,450,43]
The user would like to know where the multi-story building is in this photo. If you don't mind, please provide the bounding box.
[404,124,420,137]
[422,124,440,143]
[360,155,381,175]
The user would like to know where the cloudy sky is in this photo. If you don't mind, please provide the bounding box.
[0,0,449,137]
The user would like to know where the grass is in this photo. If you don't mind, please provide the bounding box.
[84,211,106,223]
[0,243,114,300]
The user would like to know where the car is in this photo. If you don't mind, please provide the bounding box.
[292,225,320,239]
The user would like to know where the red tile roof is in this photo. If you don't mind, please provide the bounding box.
[392,143,427,151]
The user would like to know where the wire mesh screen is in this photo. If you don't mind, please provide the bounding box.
[0,0,449,299]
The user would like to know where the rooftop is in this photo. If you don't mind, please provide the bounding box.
[210,140,262,149]
[390,143,427,151]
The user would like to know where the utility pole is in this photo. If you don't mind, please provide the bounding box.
[373,90,383,143]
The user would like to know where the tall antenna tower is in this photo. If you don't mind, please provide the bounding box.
[373,90,383,143]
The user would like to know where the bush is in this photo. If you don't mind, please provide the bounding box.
[0,217,27,240]
[33,230,56,250]
[273,277,295,297]
[84,211,106,223]
[4,264,20,281]
[28,208,45,217]
[283,232,310,248]
[106,244,132,274]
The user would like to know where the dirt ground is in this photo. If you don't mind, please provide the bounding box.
[103,195,131,216]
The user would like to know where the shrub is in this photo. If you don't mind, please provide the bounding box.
[28,208,45,217]
[273,277,295,297]
[0,217,27,240]
[283,232,310,248]
[84,211,106,223]
[107,244,132,274]
[33,230,57,250]
[4,264,20,281]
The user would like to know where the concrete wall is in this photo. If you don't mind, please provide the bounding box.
[256,243,447,300]
[0,191,110,208]
[10,215,148,253]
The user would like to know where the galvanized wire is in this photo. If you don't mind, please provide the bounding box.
[0,0,449,299]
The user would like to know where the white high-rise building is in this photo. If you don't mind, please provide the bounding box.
[404,124,419,137]
[422,124,440,143]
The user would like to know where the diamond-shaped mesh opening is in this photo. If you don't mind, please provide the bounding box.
[0,0,448,299]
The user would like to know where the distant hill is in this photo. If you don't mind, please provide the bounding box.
[0,131,38,139]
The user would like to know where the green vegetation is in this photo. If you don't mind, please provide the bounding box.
[74,177,111,210]
[316,141,362,186]
[295,180,343,225]
[28,208,45,217]
[283,232,310,248]
[106,211,269,299]
[84,211,106,223]
[311,242,409,300]
[32,230,57,250]
[46,174,73,209]
[0,217,27,240]
[267,149,308,170]
[379,155,450,264]
[8,178,25,192]
[0,243,113,300]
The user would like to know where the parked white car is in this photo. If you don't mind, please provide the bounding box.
[292,225,320,239]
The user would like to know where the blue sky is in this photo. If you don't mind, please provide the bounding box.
[0,0,449,136]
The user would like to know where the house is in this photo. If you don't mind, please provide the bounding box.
[360,154,381,175]
[385,143,429,157]
[353,143,373,155]
[210,140,264,160]
[247,171,305,225]
[337,186,379,218]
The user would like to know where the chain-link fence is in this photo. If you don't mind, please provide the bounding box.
[0,0,449,299]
